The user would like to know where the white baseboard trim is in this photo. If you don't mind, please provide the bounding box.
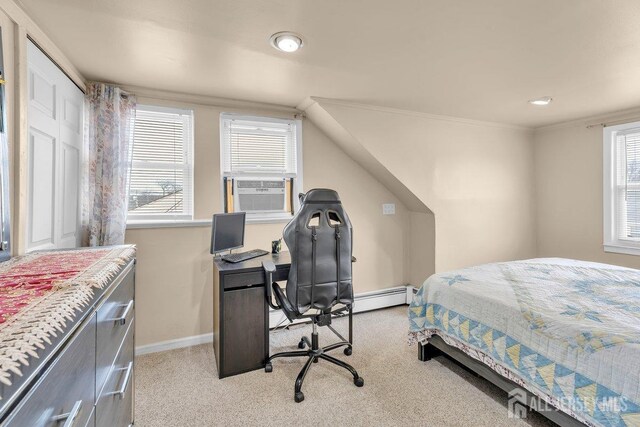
[135,285,411,356]
[135,332,214,356]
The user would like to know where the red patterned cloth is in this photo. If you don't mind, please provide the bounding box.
[0,250,111,323]
[0,246,136,390]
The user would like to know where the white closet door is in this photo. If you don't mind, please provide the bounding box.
[27,41,83,251]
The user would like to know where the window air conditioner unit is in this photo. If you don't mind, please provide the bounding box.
[233,178,287,214]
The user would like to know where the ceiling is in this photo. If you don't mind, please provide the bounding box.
[17,0,640,127]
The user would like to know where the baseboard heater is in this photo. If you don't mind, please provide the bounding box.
[268,285,410,328]
[136,285,414,355]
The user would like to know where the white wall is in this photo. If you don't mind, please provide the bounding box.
[309,100,537,272]
[534,120,640,268]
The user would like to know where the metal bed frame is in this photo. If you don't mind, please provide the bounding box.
[419,336,585,427]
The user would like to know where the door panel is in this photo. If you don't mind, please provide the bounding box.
[61,143,79,242]
[28,130,55,247]
[29,68,56,120]
[58,88,82,248]
[27,41,83,251]
[62,97,81,133]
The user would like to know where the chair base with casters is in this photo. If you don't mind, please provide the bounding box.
[264,307,364,403]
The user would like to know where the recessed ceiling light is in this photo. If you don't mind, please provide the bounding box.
[270,31,303,53]
[528,96,553,106]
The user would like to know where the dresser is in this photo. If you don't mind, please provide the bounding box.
[0,247,136,427]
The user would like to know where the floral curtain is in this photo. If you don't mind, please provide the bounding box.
[82,83,136,247]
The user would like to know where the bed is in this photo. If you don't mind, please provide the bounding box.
[408,258,640,427]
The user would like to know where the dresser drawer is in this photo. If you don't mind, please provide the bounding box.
[96,268,134,395]
[3,315,96,427]
[222,268,288,291]
[96,323,134,427]
[223,271,264,290]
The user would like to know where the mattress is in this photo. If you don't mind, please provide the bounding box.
[408,258,640,427]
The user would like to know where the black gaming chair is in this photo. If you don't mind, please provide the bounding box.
[262,189,364,402]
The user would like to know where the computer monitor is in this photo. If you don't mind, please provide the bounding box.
[210,212,246,254]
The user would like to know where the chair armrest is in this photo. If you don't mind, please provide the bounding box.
[262,261,276,297]
[263,260,276,272]
[262,261,280,310]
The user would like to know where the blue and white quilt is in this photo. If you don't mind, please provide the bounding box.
[408,258,640,427]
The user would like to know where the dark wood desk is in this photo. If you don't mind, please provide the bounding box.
[212,252,290,378]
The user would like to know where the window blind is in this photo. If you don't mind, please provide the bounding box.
[615,129,640,239]
[128,106,193,221]
[221,116,297,175]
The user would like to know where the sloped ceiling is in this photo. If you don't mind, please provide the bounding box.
[299,97,431,214]
[302,98,536,271]
[17,0,640,128]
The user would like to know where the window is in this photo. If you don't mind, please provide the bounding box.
[604,121,640,255]
[220,114,302,222]
[127,105,194,223]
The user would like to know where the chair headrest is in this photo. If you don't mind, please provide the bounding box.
[299,189,341,205]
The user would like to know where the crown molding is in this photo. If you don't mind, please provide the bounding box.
[304,96,533,133]
[535,105,640,134]
[120,84,301,115]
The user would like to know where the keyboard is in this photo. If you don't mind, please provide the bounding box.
[222,249,270,263]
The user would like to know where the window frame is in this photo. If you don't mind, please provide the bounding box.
[603,120,640,255]
[219,113,303,223]
[126,104,195,226]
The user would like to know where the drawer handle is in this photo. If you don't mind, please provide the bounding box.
[110,300,134,326]
[109,361,133,399]
[52,400,82,427]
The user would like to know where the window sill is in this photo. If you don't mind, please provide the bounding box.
[126,219,211,229]
[126,216,293,229]
[603,243,640,256]
[246,216,292,225]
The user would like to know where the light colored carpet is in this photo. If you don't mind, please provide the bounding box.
[135,306,554,426]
